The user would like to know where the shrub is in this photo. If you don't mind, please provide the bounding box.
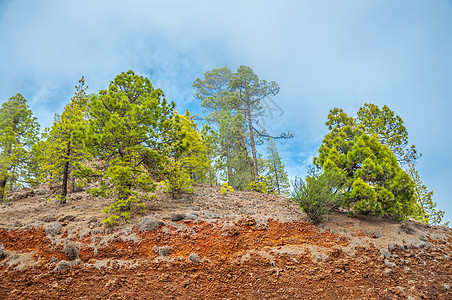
[170,212,186,221]
[45,222,61,237]
[137,216,163,231]
[63,242,80,260]
[162,160,193,199]
[0,245,6,258]
[102,195,145,225]
[247,179,269,193]
[291,169,343,224]
[220,182,234,195]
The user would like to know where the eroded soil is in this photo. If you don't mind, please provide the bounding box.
[0,185,451,299]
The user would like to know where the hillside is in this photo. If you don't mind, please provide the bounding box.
[0,184,451,299]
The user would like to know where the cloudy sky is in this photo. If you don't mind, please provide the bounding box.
[1,0,451,223]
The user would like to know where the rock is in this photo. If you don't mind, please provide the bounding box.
[50,257,58,264]
[153,245,171,257]
[73,186,84,193]
[237,216,256,227]
[10,187,35,200]
[41,215,57,223]
[53,260,72,272]
[188,253,201,263]
[170,213,186,221]
[34,187,48,195]
[59,215,76,223]
[400,223,415,235]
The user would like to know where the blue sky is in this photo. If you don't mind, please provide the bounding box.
[1,0,451,223]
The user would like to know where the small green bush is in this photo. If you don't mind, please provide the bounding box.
[162,160,193,199]
[247,177,272,193]
[102,195,145,224]
[291,169,343,224]
[220,182,234,195]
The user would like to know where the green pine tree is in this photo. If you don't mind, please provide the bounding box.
[315,106,418,221]
[0,93,40,199]
[178,110,210,182]
[266,138,290,196]
[407,163,446,226]
[78,71,182,221]
[40,77,89,203]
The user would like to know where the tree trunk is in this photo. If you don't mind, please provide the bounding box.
[226,144,232,185]
[0,176,7,200]
[246,100,259,183]
[61,141,71,204]
[273,160,280,194]
[243,144,254,180]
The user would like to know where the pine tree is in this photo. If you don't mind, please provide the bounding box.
[229,66,276,183]
[0,93,40,199]
[356,103,420,166]
[79,71,183,220]
[194,66,292,187]
[407,163,446,226]
[40,77,88,203]
[200,123,219,186]
[266,138,290,196]
[315,106,419,221]
[217,109,252,189]
[193,67,252,189]
[178,110,210,182]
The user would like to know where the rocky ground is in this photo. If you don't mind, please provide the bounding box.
[0,184,451,299]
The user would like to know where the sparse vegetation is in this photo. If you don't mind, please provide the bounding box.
[45,222,61,237]
[0,69,446,232]
[63,242,80,261]
[169,213,186,222]
[0,245,6,258]
[291,168,343,224]
[137,216,164,231]
[220,182,233,195]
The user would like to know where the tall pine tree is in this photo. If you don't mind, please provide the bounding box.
[40,77,89,203]
[79,71,183,219]
[0,94,40,199]
[265,138,290,196]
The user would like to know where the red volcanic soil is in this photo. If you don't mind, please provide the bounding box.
[0,185,451,299]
